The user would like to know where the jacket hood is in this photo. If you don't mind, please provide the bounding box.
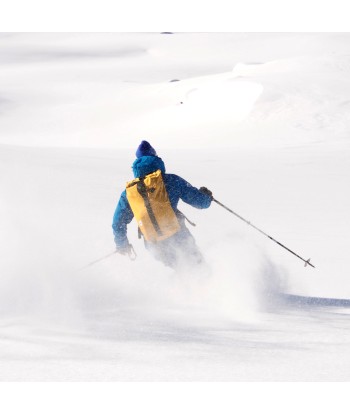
[132,155,166,178]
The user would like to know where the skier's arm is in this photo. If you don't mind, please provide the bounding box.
[112,190,134,249]
[169,175,212,209]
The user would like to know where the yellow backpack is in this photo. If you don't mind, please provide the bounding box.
[126,169,180,242]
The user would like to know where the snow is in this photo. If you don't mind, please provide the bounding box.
[1,33,350,382]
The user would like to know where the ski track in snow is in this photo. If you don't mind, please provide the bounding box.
[0,33,350,381]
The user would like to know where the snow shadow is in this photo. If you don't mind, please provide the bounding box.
[280,294,350,308]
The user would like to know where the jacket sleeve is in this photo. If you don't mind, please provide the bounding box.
[112,190,134,248]
[169,174,212,209]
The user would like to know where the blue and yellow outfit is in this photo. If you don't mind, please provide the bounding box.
[112,141,212,269]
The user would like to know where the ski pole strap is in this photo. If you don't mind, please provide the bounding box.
[127,244,137,261]
[177,210,196,227]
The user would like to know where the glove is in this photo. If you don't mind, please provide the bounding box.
[116,243,137,260]
[116,244,132,256]
[199,186,213,200]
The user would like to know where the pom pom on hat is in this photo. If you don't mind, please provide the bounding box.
[135,140,157,158]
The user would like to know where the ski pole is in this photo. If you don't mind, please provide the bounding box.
[213,198,315,268]
[79,245,137,270]
[79,251,116,271]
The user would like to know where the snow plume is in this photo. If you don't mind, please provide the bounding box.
[202,234,287,318]
[0,145,286,330]
[73,233,287,330]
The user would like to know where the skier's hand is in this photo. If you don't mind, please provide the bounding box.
[116,244,132,256]
[116,244,137,261]
[199,186,213,200]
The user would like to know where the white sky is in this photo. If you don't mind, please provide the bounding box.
[1,0,349,32]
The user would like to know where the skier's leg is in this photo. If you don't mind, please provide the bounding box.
[144,226,208,272]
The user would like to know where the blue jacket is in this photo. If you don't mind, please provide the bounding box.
[112,155,212,248]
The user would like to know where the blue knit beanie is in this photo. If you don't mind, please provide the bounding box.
[135,140,157,158]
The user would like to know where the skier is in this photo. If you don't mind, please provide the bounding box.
[112,140,213,270]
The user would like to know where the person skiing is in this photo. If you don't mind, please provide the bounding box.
[112,140,213,269]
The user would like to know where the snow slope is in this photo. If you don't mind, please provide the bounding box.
[0,33,350,381]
